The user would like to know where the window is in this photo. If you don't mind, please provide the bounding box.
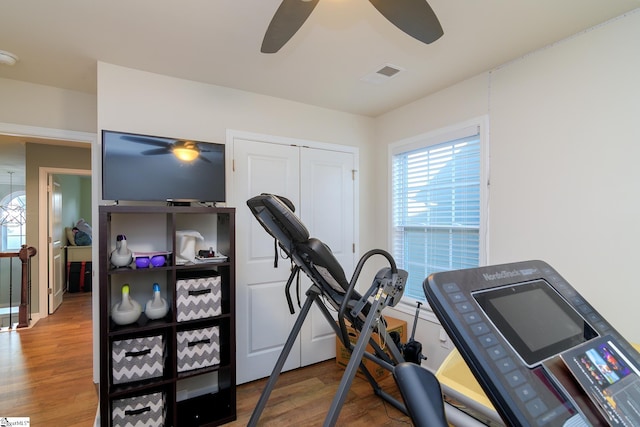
[1,190,26,251]
[390,121,486,303]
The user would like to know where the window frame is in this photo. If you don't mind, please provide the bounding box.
[387,117,489,316]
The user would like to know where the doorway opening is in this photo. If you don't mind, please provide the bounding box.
[43,169,92,315]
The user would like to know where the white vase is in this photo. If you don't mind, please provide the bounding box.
[145,283,169,320]
[110,234,133,267]
[111,284,142,325]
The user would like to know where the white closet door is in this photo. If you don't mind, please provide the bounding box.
[233,139,301,384]
[299,147,355,366]
[232,135,356,383]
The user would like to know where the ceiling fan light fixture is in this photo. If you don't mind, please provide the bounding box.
[0,50,18,66]
[172,142,200,162]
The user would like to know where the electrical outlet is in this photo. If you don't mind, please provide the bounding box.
[439,327,452,349]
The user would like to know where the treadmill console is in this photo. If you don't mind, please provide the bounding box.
[425,260,640,426]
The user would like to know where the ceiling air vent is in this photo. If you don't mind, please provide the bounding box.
[360,63,405,84]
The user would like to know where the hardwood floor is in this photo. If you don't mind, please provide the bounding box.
[231,363,412,427]
[0,292,412,426]
[0,292,97,426]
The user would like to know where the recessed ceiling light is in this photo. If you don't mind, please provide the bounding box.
[0,50,19,66]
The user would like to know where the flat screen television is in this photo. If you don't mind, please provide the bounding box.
[102,130,226,203]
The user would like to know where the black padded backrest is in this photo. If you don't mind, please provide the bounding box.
[247,194,349,293]
[247,194,310,249]
[296,238,349,293]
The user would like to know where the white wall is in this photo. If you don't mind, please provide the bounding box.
[0,77,96,133]
[488,11,640,342]
[376,10,640,370]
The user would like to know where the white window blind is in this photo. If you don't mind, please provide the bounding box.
[392,128,482,302]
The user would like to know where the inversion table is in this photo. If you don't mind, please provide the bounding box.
[246,193,416,426]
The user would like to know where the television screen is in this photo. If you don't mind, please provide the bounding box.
[102,130,226,203]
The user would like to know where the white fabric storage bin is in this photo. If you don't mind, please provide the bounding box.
[176,275,222,322]
[112,391,165,427]
[112,335,164,385]
[177,325,220,373]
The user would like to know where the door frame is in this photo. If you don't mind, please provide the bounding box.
[39,167,92,315]
[226,129,361,383]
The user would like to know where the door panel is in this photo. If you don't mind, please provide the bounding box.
[234,139,301,384]
[249,281,297,351]
[299,148,355,366]
[48,177,64,314]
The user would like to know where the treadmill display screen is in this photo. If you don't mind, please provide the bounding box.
[474,279,598,366]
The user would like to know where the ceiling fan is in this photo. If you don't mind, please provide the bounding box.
[121,135,214,163]
[261,0,443,53]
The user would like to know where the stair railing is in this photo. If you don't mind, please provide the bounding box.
[0,245,37,329]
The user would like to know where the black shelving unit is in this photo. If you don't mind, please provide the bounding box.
[98,205,236,426]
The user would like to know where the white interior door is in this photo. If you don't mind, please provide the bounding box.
[232,134,356,383]
[48,176,64,314]
[234,138,302,384]
[299,147,355,366]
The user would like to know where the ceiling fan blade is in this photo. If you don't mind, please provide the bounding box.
[261,0,320,53]
[121,135,172,148]
[369,0,443,45]
[141,148,171,156]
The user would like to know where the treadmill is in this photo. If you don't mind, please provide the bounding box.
[424,260,640,427]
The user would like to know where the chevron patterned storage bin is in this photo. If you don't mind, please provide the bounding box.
[112,391,165,427]
[112,335,164,385]
[177,326,220,373]
[176,275,222,322]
